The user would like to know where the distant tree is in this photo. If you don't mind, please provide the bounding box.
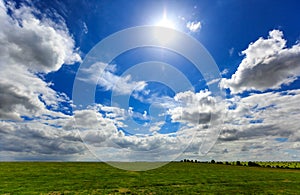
[225,161,230,165]
[187,159,190,162]
[248,161,260,167]
[211,159,215,164]
[195,160,198,163]
[191,160,194,163]
[236,161,241,166]
[184,159,187,162]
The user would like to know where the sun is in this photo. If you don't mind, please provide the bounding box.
[155,11,176,29]
[151,9,179,45]
[156,17,175,29]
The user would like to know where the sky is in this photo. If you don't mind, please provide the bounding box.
[0,0,300,167]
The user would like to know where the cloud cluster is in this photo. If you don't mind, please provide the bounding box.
[165,85,300,160]
[0,0,81,73]
[0,120,84,157]
[60,108,189,161]
[2,87,299,161]
[210,29,300,161]
[0,0,81,120]
[0,0,299,163]
[221,30,300,94]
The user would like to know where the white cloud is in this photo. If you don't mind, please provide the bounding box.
[0,0,81,120]
[0,0,81,73]
[229,47,235,56]
[0,120,85,157]
[220,90,300,140]
[206,78,221,85]
[83,22,88,34]
[149,121,165,132]
[186,21,201,32]
[0,2,299,162]
[1,87,299,161]
[165,87,300,161]
[203,137,299,162]
[221,30,300,94]
[79,62,147,95]
[168,90,225,125]
[221,69,229,75]
[59,108,190,162]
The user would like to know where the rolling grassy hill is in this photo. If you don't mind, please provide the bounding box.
[0,162,299,194]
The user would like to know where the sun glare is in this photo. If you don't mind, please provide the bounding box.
[155,10,176,29]
[157,17,175,29]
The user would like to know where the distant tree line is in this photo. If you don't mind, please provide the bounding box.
[179,159,299,169]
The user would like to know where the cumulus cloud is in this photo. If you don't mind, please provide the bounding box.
[219,89,300,144]
[165,90,229,155]
[0,0,85,160]
[186,21,201,32]
[166,87,300,160]
[178,89,299,161]
[0,0,81,120]
[204,137,299,161]
[0,0,81,73]
[168,90,224,125]
[221,30,300,94]
[0,1,299,162]
[1,86,299,161]
[59,108,189,161]
[0,120,84,156]
[0,64,69,120]
[149,121,165,132]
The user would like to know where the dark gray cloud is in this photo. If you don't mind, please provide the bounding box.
[0,84,38,120]
[0,121,85,155]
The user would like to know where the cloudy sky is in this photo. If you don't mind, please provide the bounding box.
[1,0,300,164]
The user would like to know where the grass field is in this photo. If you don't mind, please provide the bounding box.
[0,162,299,194]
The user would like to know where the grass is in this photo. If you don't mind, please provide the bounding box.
[0,162,299,194]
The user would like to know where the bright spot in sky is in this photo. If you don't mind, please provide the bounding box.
[155,10,176,29]
[157,17,175,29]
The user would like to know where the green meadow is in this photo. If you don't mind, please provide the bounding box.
[0,162,299,194]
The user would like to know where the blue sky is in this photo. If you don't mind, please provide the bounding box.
[0,0,300,167]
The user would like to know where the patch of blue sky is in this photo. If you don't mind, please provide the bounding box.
[228,103,237,110]
[112,47,206,91]
[256,104,276,111]
[158,115,180,134]
[275,137,288,142]
[20,116,34,121]
[249,119,263,124]
[43,123,63,129]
